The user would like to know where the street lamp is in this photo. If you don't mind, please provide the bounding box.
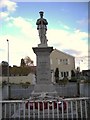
[7,39,10,99]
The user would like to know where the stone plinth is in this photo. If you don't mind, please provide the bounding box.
[32,47,57,96]
[31,84,57,96]
[33,47,53,84]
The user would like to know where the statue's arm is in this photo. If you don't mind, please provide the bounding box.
[36,19,40,30]
[36,19,40,25]
[44,19,48,25]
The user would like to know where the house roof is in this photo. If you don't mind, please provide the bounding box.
[52,48,75,58]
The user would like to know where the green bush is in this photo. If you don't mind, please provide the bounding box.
[25,82,31,85]
[69,77,77,82]
[58,77,68,85]
[82,80,90,83]
[20,82,31,88]
[2,81,7,85]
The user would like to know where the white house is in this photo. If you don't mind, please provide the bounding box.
[50,49,75,82]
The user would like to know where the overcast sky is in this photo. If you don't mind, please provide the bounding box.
[0,0,89,70]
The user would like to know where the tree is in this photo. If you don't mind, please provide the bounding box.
[71,70,75,77]
[54,68,59,83]
[76,67,80,79]
[1,61,8,76]
[20,58,26,67]
[10,66,19,76]
[24,56,34,66]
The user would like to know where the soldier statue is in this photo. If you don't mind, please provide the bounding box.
[36,11,48,45]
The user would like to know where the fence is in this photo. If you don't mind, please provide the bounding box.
[1,97,90,119]
[2,83,78,99]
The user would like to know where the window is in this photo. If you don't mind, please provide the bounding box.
[60,59,62,62]
[61,72,63,77]
[64,59,67,65]
[66,71,69,77]
[63,59,67,65]
[66,59,68,61]
[64,72,66,77]
[58,59,70,65]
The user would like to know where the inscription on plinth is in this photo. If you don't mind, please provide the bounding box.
[33,47,53,84]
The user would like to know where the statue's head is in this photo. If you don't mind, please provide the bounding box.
[39,11,44,18]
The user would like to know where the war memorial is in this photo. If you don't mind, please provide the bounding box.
[31,11,57,97]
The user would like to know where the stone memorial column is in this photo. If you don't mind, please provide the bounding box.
[31,11,57,96]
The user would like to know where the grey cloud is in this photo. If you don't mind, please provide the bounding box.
[64,49,81,56]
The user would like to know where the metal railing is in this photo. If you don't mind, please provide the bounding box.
[1,97,90,119]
